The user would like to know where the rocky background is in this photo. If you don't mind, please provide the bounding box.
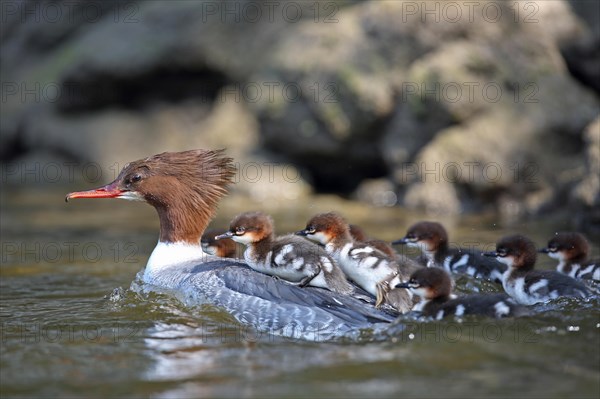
[1,0,599,231]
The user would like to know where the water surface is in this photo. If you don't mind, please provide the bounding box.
[1,186,599,398]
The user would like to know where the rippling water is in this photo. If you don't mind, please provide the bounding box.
[1,186,599,398]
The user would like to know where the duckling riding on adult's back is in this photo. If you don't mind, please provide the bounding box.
[66,149,396,341]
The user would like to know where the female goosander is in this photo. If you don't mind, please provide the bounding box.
[215,211,354,294]
[539,232,600,281]
[484,235,589,305]
[201,229,238,258]
[393,221,506,283]
[66,149,396,340]
[296,212,420,313]
[396,268,526,319]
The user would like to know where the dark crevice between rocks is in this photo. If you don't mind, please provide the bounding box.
[543,128,587,155]
[300,152,388,195]
[58,66,230,113]
[0,122,27,162]
[562,42,600,94]
[455,184,506,213]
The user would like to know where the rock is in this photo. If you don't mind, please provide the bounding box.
[1,0,599,226]
[232,155,313,204]
[571,117,600,232]
[353,178,397,207]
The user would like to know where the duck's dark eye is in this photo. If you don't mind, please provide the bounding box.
[307,226,316,234]
[548,246,557,252]
[407,234,416,240]
[127,174,142,185]
[497,248,507,257]
[235,227,246,235]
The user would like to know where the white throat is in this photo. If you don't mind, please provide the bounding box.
[408,241,433,256]
[497,256,515,268]
[145,241,209,278]
[547,252,563,261]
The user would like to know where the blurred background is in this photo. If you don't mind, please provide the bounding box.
[1,2,600,398]
[1,0,599,231]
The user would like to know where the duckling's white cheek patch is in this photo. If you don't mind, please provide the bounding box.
[203,245,217,256]
[231,234,254,245]
[416,242,430,252]
[310,232,329,245]
[410,287,428,298]
[497,256,514,267]
[547,252,562,260]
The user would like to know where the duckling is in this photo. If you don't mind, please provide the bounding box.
[484,235,589,305]
[297,212,419,313]
[217,211,354,295]
[396,268,527,319]
[539,232,599,281]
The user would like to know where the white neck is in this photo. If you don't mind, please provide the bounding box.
[412,298,429,312]
[408,242,434,257]
[421,249,435,262]
[145,241,209,278]
[556,259,566,272]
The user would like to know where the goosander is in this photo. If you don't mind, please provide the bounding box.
[201,229,238,258]
[215,211,354,294]
[66,149,396,340]
[484,235,589,305]
[539,232,600,281]
[396,268,526,319]
[296,212,419,313]
[393,221,506,283]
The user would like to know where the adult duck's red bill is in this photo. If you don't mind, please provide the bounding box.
[65,182,125,201]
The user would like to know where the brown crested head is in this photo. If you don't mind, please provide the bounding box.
[543,232,590,263]
[401,221,448,251]
[297,212,352,245]
[66,149,236,244]
[401,268,452,300]
[495,234,537,270]
[224,211,274,244]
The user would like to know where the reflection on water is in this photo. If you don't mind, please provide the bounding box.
[1,187,599,398]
